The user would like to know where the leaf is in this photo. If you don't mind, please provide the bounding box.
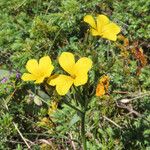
[37,89,50,99]
[69,114,80,127]
[143,129,150,135]
[33,95,43,106]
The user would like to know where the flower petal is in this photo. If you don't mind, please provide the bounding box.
[21,73,36,81]
[96,75,110,96]
[102,33,117,41]
[84,15,96,29]
[59,52,75,75]
[96,83,105,96]
[91,28,100,36]
[74,73,88,86]
[74,57,92,75]
[103,22,121,34]
[26,59,38,75]
[47,74,59,86]
[102,22,121,41]
[97,15,109,34]
[48,75,74,95]
[39,56,54,77]
[34,77,45,84]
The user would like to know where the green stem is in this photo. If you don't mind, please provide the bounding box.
[63,98,83,114]
[81,112,87,150]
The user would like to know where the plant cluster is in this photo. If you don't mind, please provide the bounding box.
[0,0,150,149]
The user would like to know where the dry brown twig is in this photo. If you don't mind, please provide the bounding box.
[116,101,141,117]
[103,116,122,129]
[115,91,150,117]
[69,133,77,150]
[3,100,31,149]
[13,122,31,149]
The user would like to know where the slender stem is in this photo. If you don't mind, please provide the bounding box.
[64,90,88,150]
[81,112,87,150]
[63,98,83,114]
[13,122,31,149]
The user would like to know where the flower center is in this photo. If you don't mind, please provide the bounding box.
[71,74,76,79]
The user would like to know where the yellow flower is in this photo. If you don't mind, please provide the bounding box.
[37,117,52,127]
[22,56,54,84]
[96,75,110,96]
[47,52,92,95]
[84,14,121,41]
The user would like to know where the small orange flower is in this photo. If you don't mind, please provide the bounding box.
[96,75,110,96]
